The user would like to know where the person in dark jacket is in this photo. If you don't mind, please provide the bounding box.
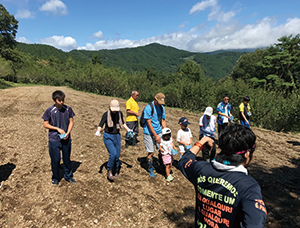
[179,123,267,228]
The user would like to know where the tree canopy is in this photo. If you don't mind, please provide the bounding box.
[0,4,18,60]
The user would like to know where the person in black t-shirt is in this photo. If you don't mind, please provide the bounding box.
[179,124,267,228]
[95,100,131,181]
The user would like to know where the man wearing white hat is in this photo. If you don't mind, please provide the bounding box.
[199,107,217,162]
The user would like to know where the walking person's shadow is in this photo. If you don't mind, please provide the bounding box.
[58,161,81,181]
[137,156,166,177]
[99,160,133,181]
[0,162,16,187]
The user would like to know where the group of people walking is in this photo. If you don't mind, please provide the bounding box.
[42,90,266,228]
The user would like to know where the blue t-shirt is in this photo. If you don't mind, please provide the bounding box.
[143,101,165,135]
[42,104,75,141]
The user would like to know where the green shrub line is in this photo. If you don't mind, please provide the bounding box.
[1,75,299,133]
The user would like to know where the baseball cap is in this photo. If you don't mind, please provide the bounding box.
[162,127,171,135]
[204,107,213,116]
[155,93,165,105]
[110,100,120,111]
[178,117,190,125]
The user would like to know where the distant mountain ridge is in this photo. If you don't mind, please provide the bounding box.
[16,42,252,80]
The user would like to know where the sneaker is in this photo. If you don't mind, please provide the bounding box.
[167,175,174,182]
[65,178,76,184]
[52,179,59,185]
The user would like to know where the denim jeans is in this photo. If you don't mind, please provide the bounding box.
[103,132,121,170]
[240,119,251,128]
[49,138,73,181]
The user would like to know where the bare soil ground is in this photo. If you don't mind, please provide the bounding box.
[0,86,299,228]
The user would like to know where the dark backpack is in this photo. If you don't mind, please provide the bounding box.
[140,102,163,127]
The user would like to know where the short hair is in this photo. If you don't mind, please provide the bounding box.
[132,90,139,95]
[223,94,230,99]
[243,96,250,102]
[215,123,256,166]
[52,90,65,101]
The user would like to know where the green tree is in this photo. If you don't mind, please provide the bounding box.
[0,56,13,79]
[91,54,102,65]
[230,49,265,82]
[177,60,205,81]
[260,34,300,89]
[0,4,18,60]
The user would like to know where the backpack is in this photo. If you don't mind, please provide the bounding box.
[140,102,163,127]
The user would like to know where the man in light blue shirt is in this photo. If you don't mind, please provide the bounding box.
[143,93,167,177]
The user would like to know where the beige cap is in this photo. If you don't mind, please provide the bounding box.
[155,93,165,105]
[110,99,120,111]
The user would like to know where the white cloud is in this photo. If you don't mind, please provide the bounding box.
[77,17,300,53]
[189,17,300,52]
[40,35,77,51]
[39,0,68,16]
[190,0,236,23]
[16,36,31,44]
[78,39,140,50]
[93,31,104,39]
[190,0,217,14]
[179,21,189,28]
[15,9,34,19]
[78,32,194,51]
[208,8,236,22]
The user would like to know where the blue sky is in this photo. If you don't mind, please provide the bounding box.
[1,0,300,52]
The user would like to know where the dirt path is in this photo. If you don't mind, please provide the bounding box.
[0,86,299,227]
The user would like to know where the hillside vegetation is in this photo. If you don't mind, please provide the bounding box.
[16,42,247,81]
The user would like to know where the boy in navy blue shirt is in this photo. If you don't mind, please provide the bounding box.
[179,124,267,228]
[42,90,76,185]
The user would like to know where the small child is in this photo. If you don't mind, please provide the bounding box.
[159,127,177,182]
[177,117,193,158]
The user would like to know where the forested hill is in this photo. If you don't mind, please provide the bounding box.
[16,42,249,80]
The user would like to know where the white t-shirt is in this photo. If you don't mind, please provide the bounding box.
[223,105,229,123]
[177,128,193,153]
[199,115,216,137]
[160,138,173,155]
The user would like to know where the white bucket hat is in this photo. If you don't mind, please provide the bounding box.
[162,127,171,135]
